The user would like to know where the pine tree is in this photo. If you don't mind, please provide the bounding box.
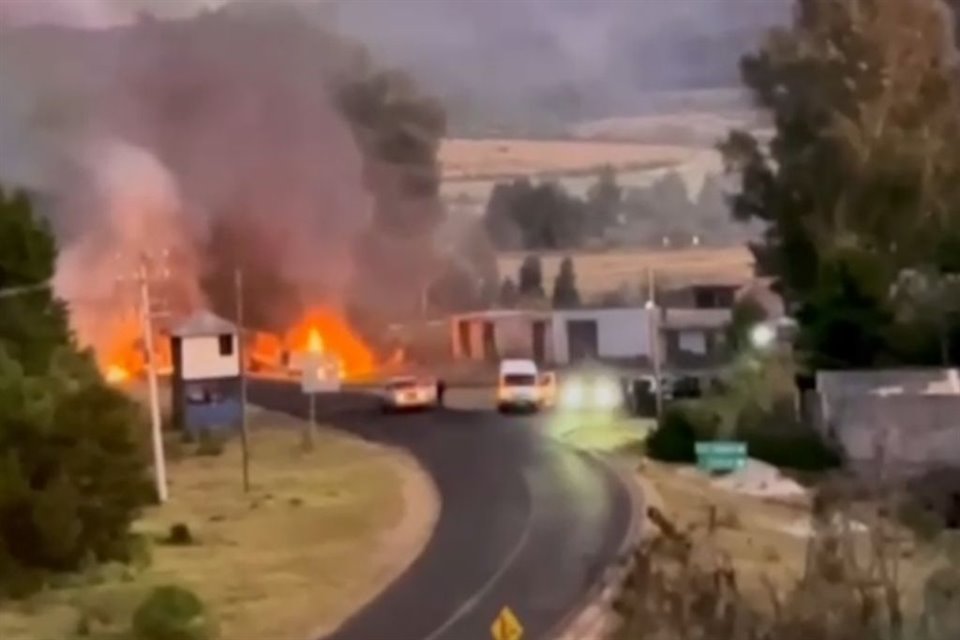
[0,187,70,375]
[552,256,581,308]
[517,255,545,298]
[498,277,519,308]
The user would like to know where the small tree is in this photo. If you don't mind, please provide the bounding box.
[586,164,623,236]
[498,277,519,308]
[517,255,545,298]
[551,256,581,308]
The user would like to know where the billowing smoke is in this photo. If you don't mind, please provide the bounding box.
[327,0,791,132]
[0,0,446,357]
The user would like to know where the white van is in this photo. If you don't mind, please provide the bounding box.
[497,359,547,413]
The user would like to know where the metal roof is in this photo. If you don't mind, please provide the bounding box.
[661,308,732,330]
[171,310,237,338]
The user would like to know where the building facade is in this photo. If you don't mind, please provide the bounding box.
[170,311,243,435]
[451,307,659,366]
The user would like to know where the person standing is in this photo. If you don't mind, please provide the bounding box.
[436,378,447,408]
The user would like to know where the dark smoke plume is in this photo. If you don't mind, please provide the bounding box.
[0,1,448,353]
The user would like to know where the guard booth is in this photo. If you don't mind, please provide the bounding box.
[170,311,243,437]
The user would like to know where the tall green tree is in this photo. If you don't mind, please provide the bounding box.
[551,256,581,308]
[585,165,622,236]
[483,178,587,250]
[721,0,960,368]
[0,187,71,375]
[517,255,545,298]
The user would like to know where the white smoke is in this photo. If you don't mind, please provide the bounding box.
[0,0,230,29]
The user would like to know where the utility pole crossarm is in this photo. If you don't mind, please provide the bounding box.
[0,281,52,298]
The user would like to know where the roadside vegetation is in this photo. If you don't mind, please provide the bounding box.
[0,187,154,602]
[616,469,960,640]
[620,0,960,637]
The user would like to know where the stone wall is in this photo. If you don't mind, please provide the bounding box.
[819,394,960,477]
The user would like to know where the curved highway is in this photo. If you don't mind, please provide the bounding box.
[249,380,633,640]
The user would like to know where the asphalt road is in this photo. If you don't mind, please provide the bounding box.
[249,380,633,640]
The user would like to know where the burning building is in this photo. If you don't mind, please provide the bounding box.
[0,3,454,375]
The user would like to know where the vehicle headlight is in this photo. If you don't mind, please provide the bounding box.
[560,381,585,408]
[593,378,622,409]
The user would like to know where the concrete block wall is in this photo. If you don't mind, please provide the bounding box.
[825,395,960,476]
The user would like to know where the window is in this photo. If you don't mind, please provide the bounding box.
[218,334,234,356]
[457,320,471,357]
[502,374,536,386]
[566,320,598,361]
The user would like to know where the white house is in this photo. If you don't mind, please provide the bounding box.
[170,311,242,434]
[450,307,657,366]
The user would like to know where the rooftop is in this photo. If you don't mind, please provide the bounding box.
[172,310,238,338]
[817,368,960,396]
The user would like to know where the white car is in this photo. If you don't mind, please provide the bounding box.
[497,359,557,413]
[380,376,438,412]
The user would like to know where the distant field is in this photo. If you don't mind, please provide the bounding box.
[497,247,755,300]
[439,138,696,181]
[440,138,722,215]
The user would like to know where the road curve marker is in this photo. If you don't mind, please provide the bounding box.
[491,606,523,640]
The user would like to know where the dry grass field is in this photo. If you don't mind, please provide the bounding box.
[497,246,756,300]
[439,138,696,181]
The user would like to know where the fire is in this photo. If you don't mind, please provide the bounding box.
[306,328,324,353]
[105,364,131,384]
[97,313,173,383]
[285,307,375,379]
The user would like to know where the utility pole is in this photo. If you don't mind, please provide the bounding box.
[646,267,664,419]
[137,255,169,503]
[235,268,251,493]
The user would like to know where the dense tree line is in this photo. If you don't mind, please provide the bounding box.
[0,188,151,598]
[721,0,960,368]
[482,166,761,252]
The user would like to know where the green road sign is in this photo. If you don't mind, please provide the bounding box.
[695,441,747,472]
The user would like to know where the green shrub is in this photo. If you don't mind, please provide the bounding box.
[163,524,194,547]
[647,401,717,463]
[0,350,153,598]
[131,585,216,640]
[739,425,842,471]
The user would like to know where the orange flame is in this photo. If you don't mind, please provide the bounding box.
[285,308,375,379]
[97,314,172,383]
[105,364,131,384]
[306,328,324,353]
